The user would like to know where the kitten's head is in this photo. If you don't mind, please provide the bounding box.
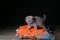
[25,15,34,24]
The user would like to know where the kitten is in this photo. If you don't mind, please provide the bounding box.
[25,14,46,30]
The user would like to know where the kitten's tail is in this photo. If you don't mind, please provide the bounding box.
[43,14,46,20]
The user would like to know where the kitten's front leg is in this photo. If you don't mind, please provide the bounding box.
[33,23,37,30]
[27,24,31,30]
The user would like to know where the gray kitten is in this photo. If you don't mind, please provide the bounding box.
[25,14,46,30]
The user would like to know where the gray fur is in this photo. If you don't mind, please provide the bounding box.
[25,14,46,29]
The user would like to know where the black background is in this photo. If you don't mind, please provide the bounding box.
[0,0,59,27]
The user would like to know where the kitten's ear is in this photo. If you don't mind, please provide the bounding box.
[25,15,33,19]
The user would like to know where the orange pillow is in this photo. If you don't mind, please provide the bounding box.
[16,25,46,38]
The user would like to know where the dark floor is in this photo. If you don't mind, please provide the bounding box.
[0,25,60,40]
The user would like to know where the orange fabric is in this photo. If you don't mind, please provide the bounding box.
[16,25,46,38]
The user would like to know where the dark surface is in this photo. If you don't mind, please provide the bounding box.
[0,0,59,26]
